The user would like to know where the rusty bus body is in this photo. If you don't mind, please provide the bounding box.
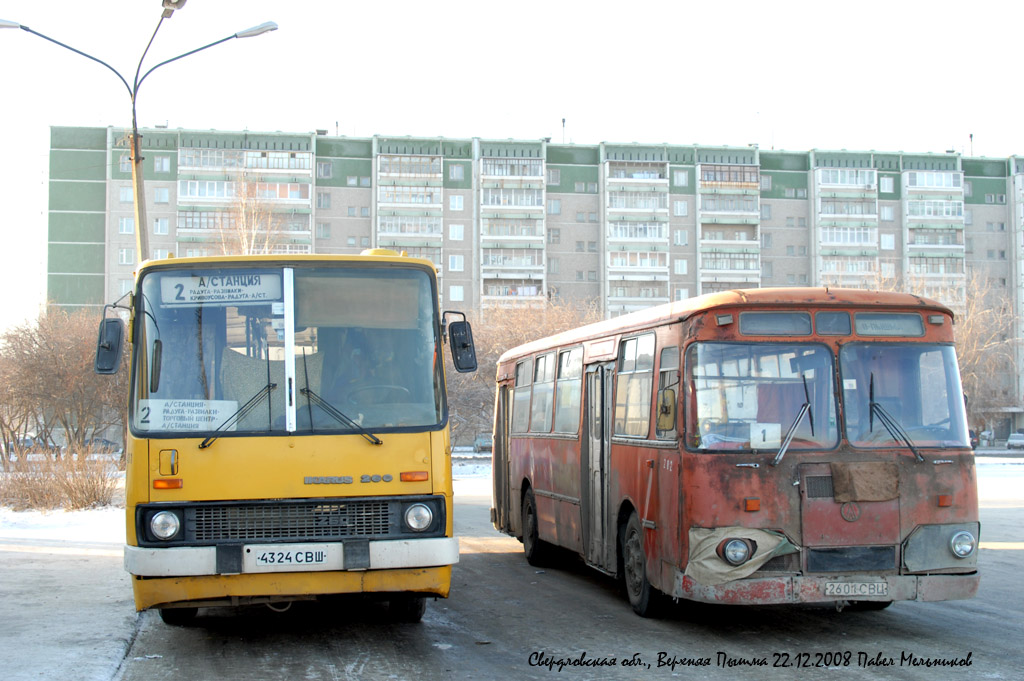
[490,288,979,615]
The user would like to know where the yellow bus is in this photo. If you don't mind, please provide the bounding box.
[95,251,477,624]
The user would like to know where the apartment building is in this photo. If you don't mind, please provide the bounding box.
[46,125,1024,431]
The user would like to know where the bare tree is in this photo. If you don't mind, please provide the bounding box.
[444,298,602,444]
[0,309,129,463]
[216,173,286,255]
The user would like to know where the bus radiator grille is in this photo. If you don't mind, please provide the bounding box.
[804,475,834,499]
[189,501,391,541]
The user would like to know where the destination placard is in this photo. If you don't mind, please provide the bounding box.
[137,399,238,432]
[160,273,282,306]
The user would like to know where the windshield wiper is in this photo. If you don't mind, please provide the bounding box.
[869,373,924,462]
[300,387,382,445]
[198,383,276,449]
[772,374,814,466]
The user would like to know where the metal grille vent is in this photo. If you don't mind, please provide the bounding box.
[805,475,834,499]
[190,501,390,542]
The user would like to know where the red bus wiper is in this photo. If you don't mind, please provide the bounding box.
[771,374,813,466]
[869,373,924,462]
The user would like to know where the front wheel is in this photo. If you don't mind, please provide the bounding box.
[387,595,426,622]
[521,489,551,566]
[158,607,198,626]
[620,511,661,617]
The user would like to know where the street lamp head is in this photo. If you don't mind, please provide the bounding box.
[0,19,24,29]
[235,22,278,39]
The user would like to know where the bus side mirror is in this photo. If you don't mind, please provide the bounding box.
[448,320,477,373]
[656,388,676,432]
[95,317,125,375]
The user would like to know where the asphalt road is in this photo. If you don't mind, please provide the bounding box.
[111,472,1022,681]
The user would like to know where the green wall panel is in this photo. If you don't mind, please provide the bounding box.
[49,181,105,212]
[760,171,809,199]
[760,152,810,172]
[546,165,598,193]
[963,159,1009,177]
[546,145,600,165]
[49,149,106,181]
[47,274,105,306]
[50,126,106,151]
[965,177,1010,205]
[49,212,106,242]
[49,243,105,274]
[443,160,472,189]
[316,138,372,158]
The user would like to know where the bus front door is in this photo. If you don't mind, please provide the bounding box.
[491,385,512,533]
[582,362,615,572]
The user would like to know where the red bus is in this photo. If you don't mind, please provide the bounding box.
[490,288,979,615]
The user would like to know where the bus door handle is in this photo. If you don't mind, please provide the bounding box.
[642,459,657,530]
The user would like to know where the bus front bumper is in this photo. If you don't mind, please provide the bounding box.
[125,536,459,577]
[674,571,979,605]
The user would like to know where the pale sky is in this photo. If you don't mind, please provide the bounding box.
[1,0,1021,332]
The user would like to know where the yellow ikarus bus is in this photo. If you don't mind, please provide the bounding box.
[95,251,477,625]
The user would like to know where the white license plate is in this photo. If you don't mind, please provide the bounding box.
[243,543,343,573]
[824,581,889,597]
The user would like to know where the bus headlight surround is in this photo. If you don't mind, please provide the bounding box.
[404,503,433,532]
[949,530,976,558]
[149,510,181,541]
[717,538,756,566]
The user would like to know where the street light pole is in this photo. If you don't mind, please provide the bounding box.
[1,11,277,265]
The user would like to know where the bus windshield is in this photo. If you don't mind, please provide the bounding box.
[841,343,969,448]
[132,264,443,437]
[687,342,839,451]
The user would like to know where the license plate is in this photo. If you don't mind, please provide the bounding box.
[824,581,889,597]
[243,543,343,573]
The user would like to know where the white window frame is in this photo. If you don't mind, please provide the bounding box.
[449,224,464,240]
[449,195,464,211]
[448,254,464,272]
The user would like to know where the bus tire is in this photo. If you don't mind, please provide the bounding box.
[521,488,551,567]
[847,600,893,611]
[621,511,660,617]
[387,595,427,623]
[158,607,198,626]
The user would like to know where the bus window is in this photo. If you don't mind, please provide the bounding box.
[554,348,583,433]
[511,359,533,433]
[841,343,969,448]
[687,342,838,451]
[614,334,655,437]
[530,353,555,433]
[815,311,851,335]
[655,347,679,440]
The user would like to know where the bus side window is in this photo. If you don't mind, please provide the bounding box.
[656,346,679,440]
[511,359,533,433]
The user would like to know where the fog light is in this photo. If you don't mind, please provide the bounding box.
[950,530,976,558]
[404,503,433,531]
[150,511,181,540]
[717,538,754,566]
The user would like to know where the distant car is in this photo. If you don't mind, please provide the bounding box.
[1006,433,1024,450]
[83,438,124,460]
[473,433,493,453]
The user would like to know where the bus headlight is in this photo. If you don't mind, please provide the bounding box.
[404,503,433,531]
[149,511,181,540]
[949,530,976,558]
[717,538,756,566]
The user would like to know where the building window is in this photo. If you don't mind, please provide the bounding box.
[119,279,133,295]
[118,248,134,265]
[963,181,972,197]
[785,188,796,198]
[547,168,560,185]
[964,210,973,226]
[589,212,598,223]
[673,200,689,217]
[675,288,690,301]
[347,236,356,246]
[153,218,169,235]
[547,199,561,215]
[449,224,464,240]
[449,285,464,302]
[587,271,597,281]
[347,206,357,217]
[119,154,131,173]
[797,188,807,199]
[154,187,169,204]
[880,176,894,193]
[881,233,895,250]
[360,236,370,247]
[360,206,369,217]
[786,245,795,256]
[574,182,585,193]
[797,217,806,227]
[449,164,464,181]
[316,222,330,239]
[152,248,170,260]
[587,241,597,252]
[119,187,133,202]
[360,176,371,187]
[673,259,688,275]
[449,254,464,272]
[761,233,772,248]
[673,230,689,246]
[449,195,464,211]
[575,241,584,252]
[153,156,170,173]
[673,170,689,187]
[346,176,358,186]
[880,205,894,221]
[760,176,772,191]
[316,161,333,179]
[588,182,598,193]
[785,217,795,227]
[118,217,134,234]
[576,212,586,223]
[548,257,560,274]
[548,228,560,244]
[761,261,773,278]
[317,192,331,209]
[760,204,771,220]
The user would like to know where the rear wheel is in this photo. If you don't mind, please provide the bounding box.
[621,511,661,617]
[521,488,551,566]
[847,600,893,611]
[158,607,198,626]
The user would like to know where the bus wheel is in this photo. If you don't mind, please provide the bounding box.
[522,488,551,567]
[388,595,426,623]
[158,607,198,626]
[847,600,893,611]
[621,512,660,617]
